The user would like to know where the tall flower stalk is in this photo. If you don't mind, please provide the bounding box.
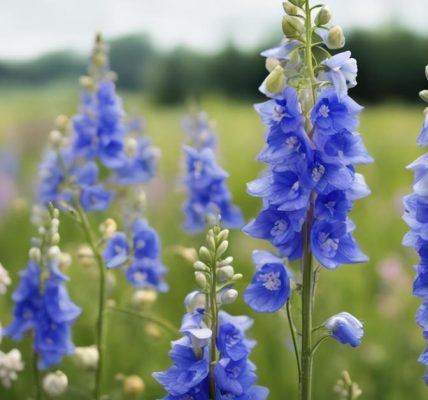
[243,1,372,399]
[153,224,268,399]
[403,65,428,384]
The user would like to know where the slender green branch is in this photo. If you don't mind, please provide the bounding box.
[311,335,329,356]
[286,300,301,379]
[33,352,43,400]
[209,240,219,400]
[108,307,178,336]
[74,199,106,400]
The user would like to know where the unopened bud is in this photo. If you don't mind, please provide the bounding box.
[60,252,72,269]
[74,346,99,370]
[193,260,210,272]
[217,266,235,283]
[79,75,94,90]
[218,256,234,267]
[99,218,117,239]
[220,289,238,305]
[283,1,299,16]
[55,115,69,131]
[282,15,305,38]
[195,271,208,289]
[216,240,229,258]
[315,5,331,25]
[51,218,60,232]
[198,246,212,264]
[145,322,162,340]
[29,247,41,263]
[132,289,158,309]
[124,137,138,157]
[48,246,61,262]
[327,26,345,49]
[232,273,243,282]
[77,245,95,268]
[265,57,280,73]
[420,90,428,103]
[42,371,68,397]
[217,229,229,243]
[288,0,305,6]
[49,130,63,147]
[51,232,61,245]
[123,375,145,397]
[425,66,428,81]
[265,65,286,94]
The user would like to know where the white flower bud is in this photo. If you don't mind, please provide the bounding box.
[38,226,46,236]
[198,246,212,264]
[55,115,69,131]
[327,26,346,49]
[184,291,206,313]
[218,256,234,267]
[265,65,286,94]
[79,75,94,90]
[193,260,210,272]
[49,130,63,148]
[48,246,61,262]
[0,349,24,387]
[42,371,68,397]
[195,271,208,289]
[265,57,280,73]
[217,229,229,243]
[50,218,60,232]
[29,247,42,263]
[420,90,428,103]
[51,232,61,245]
[315,5,331,26]
[99,218,117,239]
[132,289,158,309]
[216,240,229,258]
[0,264,11,295]
[288,0,305,6]
[123,375,145,397]
[283,1,300,16]
[425,66,428,81]
[73,346,99,370]
[219,289,238,305]
[232,273,243,282]
[59,252,72,269]
[77,245,95,268]
[217,266,235,283]
[124,137,138,157]
[282,15,305,38]
[145,322,162,340]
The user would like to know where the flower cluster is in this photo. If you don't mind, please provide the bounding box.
[0,349,24,388]
[5,206,81,369]
[402,66,428,384]
[182,112,243,233]
[103,217,168,291]
[243,6,372,314]
[154,226,268,399]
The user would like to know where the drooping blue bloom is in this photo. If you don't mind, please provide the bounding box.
[132,218,161,260]
[244,251,290,313]
[325,312,363,347]
[5,260,81,369]
[182,117,243,233]
[103,232,130,268]
[311,219,367,270]
[318,51,357,99]
[126,259,168,292]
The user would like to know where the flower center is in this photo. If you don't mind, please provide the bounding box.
[318,104,330,118]
[319,232,339,254]
[272,105,284,122]
[271,219,288,237]
[259,271,282,291]
[312,164,326,182]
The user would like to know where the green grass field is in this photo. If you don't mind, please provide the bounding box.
[0,84,426,399]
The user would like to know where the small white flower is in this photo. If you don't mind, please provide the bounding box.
[73,346,99,370]
[132,289,158,309]
[0,349,24,388]
[42,370,68,397]
[0,263,11,295]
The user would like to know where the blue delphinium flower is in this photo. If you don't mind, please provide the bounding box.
[5,210,81,369]
[325,312,363,347]
[154,226,267,399]
[102,218,168,292]
[402,71,428,383]
[182,112,243,233]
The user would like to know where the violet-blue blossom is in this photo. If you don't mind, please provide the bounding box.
[325,312,363,347]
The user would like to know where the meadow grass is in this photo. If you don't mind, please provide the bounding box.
[0,84,426,399]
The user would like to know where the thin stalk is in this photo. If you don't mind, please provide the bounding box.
[74,200,106,400]
[33,352,43,400]
[300,2,318,400]
[311,335,329,356]
[286,300,301,379]
[209,243,219,399]
[108,307,178,336]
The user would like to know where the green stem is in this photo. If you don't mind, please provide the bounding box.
[74,200,106,400]
[311,335,329,356]
[209,244,219,399]
[300,2,318,400]
[286,300,301,379]
[108,307,178,336]
[33,352,43,400]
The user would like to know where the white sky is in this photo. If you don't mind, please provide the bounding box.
[1,0,427,60]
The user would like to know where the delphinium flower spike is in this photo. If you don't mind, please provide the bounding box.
[243,1,372,398]
[34,34,167,399]
[403,65,428,384]
[5,204,80,397]
[182,111,243,233]
[153,224,268,399]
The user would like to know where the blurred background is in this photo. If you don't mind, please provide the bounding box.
[0,0,428,399]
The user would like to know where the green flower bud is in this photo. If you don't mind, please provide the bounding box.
[288,0,305,7]
[425,66,428,81]
[231,273,243,282]
[217,229,229,243]
[207,234,216,251]
[217,266,235,283]
[218,256,234,267]
[29,247,41,263]
[282,15,305,38]
[420,90,428,103]
[315,5,331,26]
[216,240,229,258]
[327,26,345,49]
[282,1,300,16]
[198,246,212,264]
[265,57,280,73]
[195,271,208,289]
[220,289,238,305]
[266,65,286,94]
[193,260,210,272]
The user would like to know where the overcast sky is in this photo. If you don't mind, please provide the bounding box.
[1,0,426,60]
